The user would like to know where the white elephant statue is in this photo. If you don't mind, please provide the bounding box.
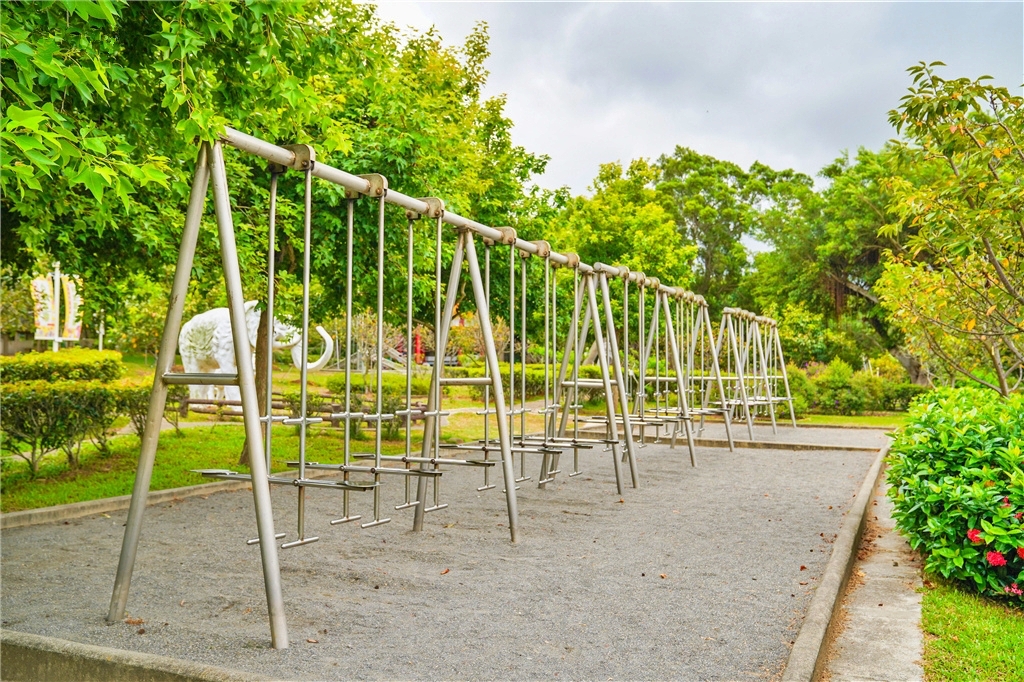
[178,301,333,401]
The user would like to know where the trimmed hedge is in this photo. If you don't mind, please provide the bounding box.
[887,387,1024,602]
[0,381,182,476]
[325,372,432,397]
[0,348,124,383]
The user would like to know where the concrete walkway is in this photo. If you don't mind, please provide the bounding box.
[825,474,924,681]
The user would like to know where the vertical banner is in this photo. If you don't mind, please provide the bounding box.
[61,275,83,340]
[31,276,57,340]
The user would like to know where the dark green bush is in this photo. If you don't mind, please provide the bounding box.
[325,372,431,397]
[0,348,124,383]
[887,387,1024,602]
[881,382,930,412]
[810,358,866,415]
[784,363,813,417]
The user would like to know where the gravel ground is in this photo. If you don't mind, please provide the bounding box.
[1,433,883,681]
[692,422,888,449]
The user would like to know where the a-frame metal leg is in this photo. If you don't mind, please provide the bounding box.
[413,231,519,541]
[464,232,519,541]
[752,320,778,434]
[413,233,465,533]
[703,307,735,450]
[209,141,288,648]
[773,326,798,428]
[107,142,289,649]
[660,293,696,467]
[107,145,210,627]
[585,274,625,495]
[597,273,638,488]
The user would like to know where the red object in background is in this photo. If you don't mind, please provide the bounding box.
[414,333,423,364]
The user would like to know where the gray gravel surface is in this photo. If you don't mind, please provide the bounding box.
[1,440,880,681]
[693,423,889,449]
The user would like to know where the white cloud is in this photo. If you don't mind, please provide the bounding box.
[369,1,1023,193]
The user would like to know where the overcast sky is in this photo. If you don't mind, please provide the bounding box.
[371,1,1022,195]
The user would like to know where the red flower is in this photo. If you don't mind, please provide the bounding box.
[1004,583,1023,597]
[1017,547,1024,560]
[967,528,983,544]
[987,551,1007,567]
[1016,512,1023,521]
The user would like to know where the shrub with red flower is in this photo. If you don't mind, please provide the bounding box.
[886,387,1024,602]
[987,551,1007,567]
[1005,583,1023,597]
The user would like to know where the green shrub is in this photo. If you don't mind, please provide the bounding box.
[0,349,124,383]
[810,358,866,415]
[887,387,1024,602]
[116,386,152,437]
[851,370,885,411]
[0,381,118,473]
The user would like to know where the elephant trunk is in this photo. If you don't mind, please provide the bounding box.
[291,325,334,372]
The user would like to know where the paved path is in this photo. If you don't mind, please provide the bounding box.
[825,474,924,681]
[2,441,879,680]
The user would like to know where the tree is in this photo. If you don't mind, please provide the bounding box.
[743,148,930,382]
[876,63,1023,395]
[656,147,753,312]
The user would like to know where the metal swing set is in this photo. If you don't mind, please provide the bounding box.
[106,129,795,649]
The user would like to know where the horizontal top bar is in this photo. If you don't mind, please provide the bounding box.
[220,127,722,307]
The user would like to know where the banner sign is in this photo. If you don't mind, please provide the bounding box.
[31,276,56,340]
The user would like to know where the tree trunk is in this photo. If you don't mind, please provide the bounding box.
[583,341,599,366]
[239,305,270,466]
[889,348,930,386]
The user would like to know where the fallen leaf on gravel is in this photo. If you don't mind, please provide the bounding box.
[124,617,144,626]
[102,513,111,518]
[443,522,457,528]
[137,628,146,635]
[672,510,679,514]
[179,600,185,606]
[800,566,807,571]
[799,581,808,585]
[307,639,318,644]
[440,568,450,575]
[243,608,252,615]
[618,498,625,504]
[660,574,667,579]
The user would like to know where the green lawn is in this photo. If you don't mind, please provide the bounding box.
[0,408,548,512]
[796,413,907,429]
[0,424,428,513]
[920,579,1024,681]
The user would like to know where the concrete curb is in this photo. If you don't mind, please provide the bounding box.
[0,630,269,682]
[0,468,333,531]
[781,440,891,681]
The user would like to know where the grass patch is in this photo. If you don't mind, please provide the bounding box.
[0,407,561,513]
[921,578,1024,681]
[797,413,907,429]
